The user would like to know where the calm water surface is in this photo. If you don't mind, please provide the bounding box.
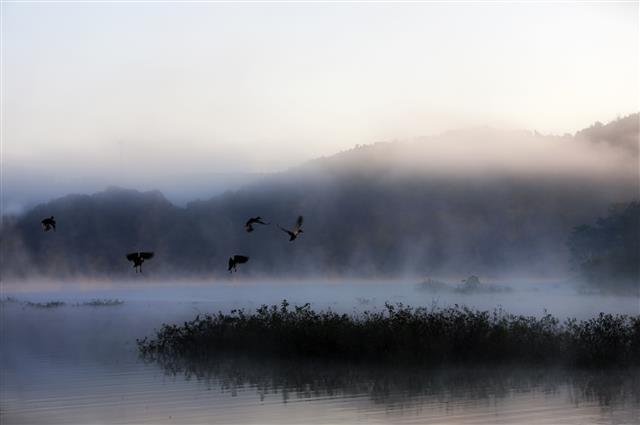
[1,281,639,424]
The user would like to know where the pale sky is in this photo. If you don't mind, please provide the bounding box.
[1,1,638,210]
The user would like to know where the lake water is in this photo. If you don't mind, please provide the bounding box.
[1,280,639,424]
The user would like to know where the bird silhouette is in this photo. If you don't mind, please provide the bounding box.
[278,215,304,241]
[228,255,249,273]
[245,216,270,233]
[126,252,154,273]
[41,216,56,232]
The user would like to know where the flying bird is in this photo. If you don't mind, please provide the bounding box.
[126,252,154,273]
[228,255,249,273]
[278,216,304,241]
[41,216,56,232]
[245,216,270,233]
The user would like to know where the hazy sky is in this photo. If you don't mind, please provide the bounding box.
[1,2,638,210]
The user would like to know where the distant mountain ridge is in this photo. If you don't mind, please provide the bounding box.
[2,115,638,281]
[575,113,639,156]
[298,114,638,177]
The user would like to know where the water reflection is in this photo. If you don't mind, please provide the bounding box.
[146,352,640,410]
[2,286,639,424]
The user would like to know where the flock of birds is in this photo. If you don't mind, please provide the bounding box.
[40,214,305,274]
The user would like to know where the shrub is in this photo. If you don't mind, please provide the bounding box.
[138,301,640,368]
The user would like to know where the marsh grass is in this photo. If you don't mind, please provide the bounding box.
[76,299,124,307]
[24,300,66,308]
[418,278,512,293]
[2,296,66,308]
[0,296,21,304]
[1,297,124,308]
[138,301,640,368]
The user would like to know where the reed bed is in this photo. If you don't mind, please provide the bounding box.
[138,301,640,368]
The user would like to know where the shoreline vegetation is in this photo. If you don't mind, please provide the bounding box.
[0,297,124,308]
[138,301,640,368]
[418,275,513,293]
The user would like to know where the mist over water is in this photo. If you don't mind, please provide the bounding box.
[2,1,639,423]
[2,280,639,424]
[2,111,638,423]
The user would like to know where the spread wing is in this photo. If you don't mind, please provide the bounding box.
[140,252,154,260]
[126,253,139,262]
[228,257,234,271]
[233,255,249,264]
[278,225,293,236]
[294,216,304,232]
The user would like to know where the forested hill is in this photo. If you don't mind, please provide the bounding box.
[2,116,638,281]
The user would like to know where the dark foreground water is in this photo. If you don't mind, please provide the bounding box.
[1,281,639,424]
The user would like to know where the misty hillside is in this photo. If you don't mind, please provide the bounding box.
[575,114,639,156]
[2,116,638,282]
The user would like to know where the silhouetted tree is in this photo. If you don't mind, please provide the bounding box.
[568,202,640,293]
